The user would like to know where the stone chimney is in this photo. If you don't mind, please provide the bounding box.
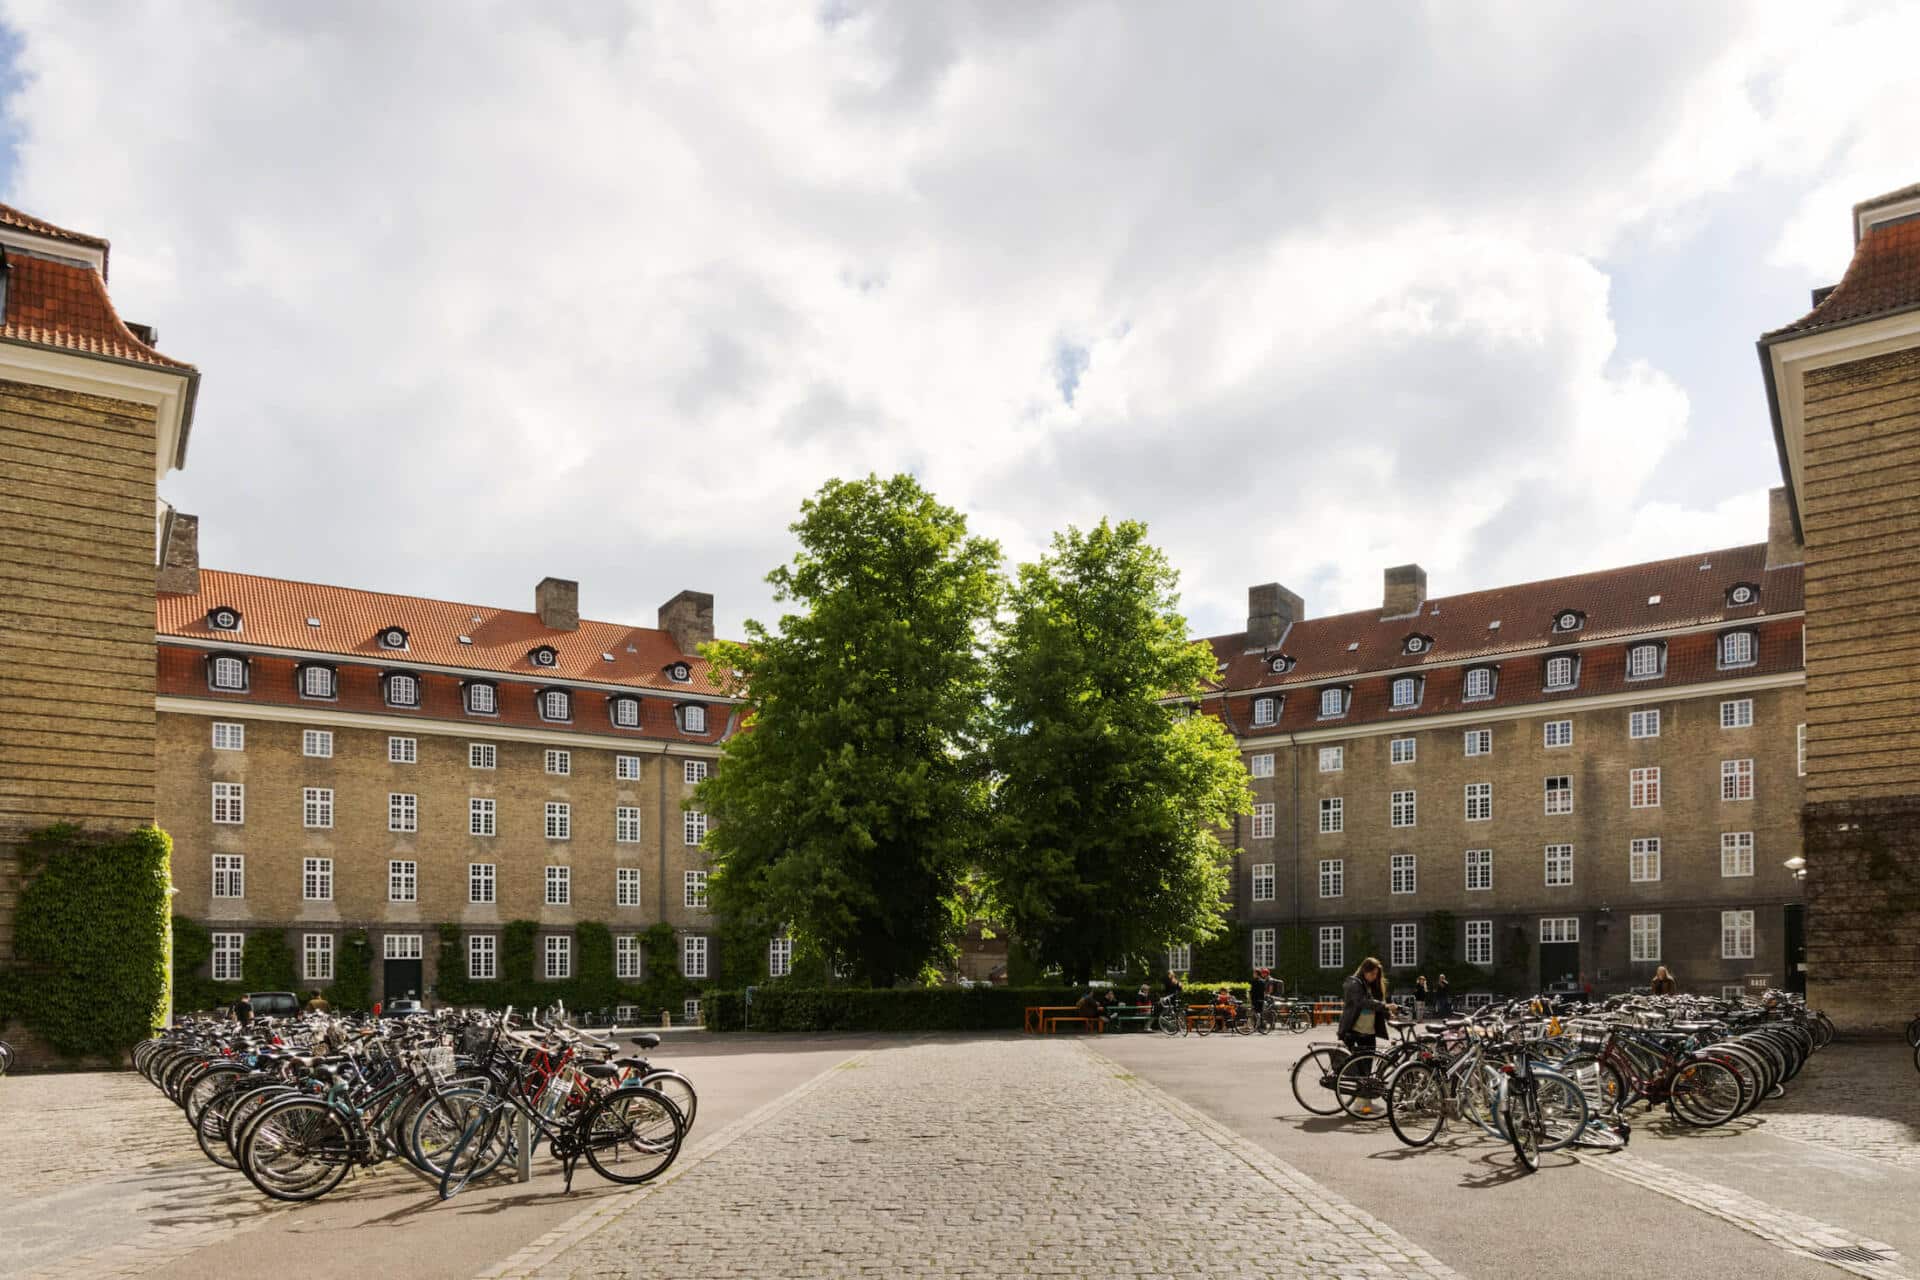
[659,590,715,656]
[536,577,579,631]
[1765,486,1805,569]
[1246,582,1304,650]
[156,511,200,595]
[1383,564,1427,617]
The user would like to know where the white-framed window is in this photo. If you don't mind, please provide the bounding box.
[388,735,417,764]
[212,782,245,825]
[469,863,495,904]
[1629,709,1660,740]
[1252,696,1277,727]
[685,810,708,845]
[1721,910,1754,960]
[1391,853,1417,894]
[1719,631,1756,669]
[545,749,571,776]
[1545,655,1577,690]
[1544,719,1573,748]
[1464,728,1491,757]
[1539,916,1579,944]
[676,704,707,734]
[1390,789,1416,828]
[470,742,496,770]
[617,935,643,979]
[1544,775,1572,815]
[683,935,709,978]
[1465,848,1492,891]
[1464,782,1492,822]
[1249,753,1275,779]
[303,933,333,981]
[1319,859,1343,898]
[684,998,704,1025]
[1722,984,1746,1001]
[1627,643,1663,679]
[684,870,708,908]
[301,665,335,699]
[212,932,243,982]
[303,787,333,829]
[1544,844,1573,886]
[389,792,417,832]
[1390,737,1416,765]
[613,697,641,728]
[545,802,570,840]
[385,673,419,707]
[684,759,710,785]
[545,935,571,979]
[1252,927,1276,969]
[212,721,245,751]
[389,859,417,901]
[1630,766,1661,809]
[542,690,572,722]
[1465,919,1492,966]
[469,934,496,979]
[1252,862,1275,902]
[1463,667,1493,700]
[470,797,496,836]
[1319,745,1343,772]
[617,754,642,781]
[1797,724,1806,777]
[466,682,497,715]
[302,729,333,758]
[1251,803,1275,840]
[1318,926,1343,970]
[1720,698,1754,729]
[1721,831,1754,878]
[210,655,247,690]
[1318,688,1345,719]
[1320,797,1343,834]
[384,932,423,960]
[616,806,641,843]
[1629,837,1661,883]
[1630,914,1661,962]
[1390,677,1419,709]
[617,867,642,907]
[769,935,793,977]
[545,865,571,905]
[1721,758,1754,801]
[1390,922,1417,968]
[212,853,244,898]
[303,857,333,901]
[1167,944,1192,974]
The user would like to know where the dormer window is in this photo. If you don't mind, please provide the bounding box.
[378,626,409,651]
[207,606,242,633]
[298,664,336,700]
[1390,676,1422,709]
[611,696,641,728]
[208,653,248,691]
[1251,696,1278,727]
[1550,610,1585,634]
[1627,642,1665,680]
[529,645,559,669]
[1718,629,1757,669]
[1462,666,1495,701]
[1267,654,1294,675]
[1402,634,1433,656]
[383,671,421,708]
[464,681,498,715]
[1726,583,1759,608]
[680,703,709,734]
[540,688,572,722]
[1317,687,1348,719]
[1544,655,1578,691]
[667,662,692,684]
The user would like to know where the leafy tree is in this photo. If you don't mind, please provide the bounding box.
[699,474,1002,987]
[983,519,1250,984]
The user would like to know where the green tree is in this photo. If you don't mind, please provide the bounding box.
[699,474,1002,987]
[983,520,1250,984]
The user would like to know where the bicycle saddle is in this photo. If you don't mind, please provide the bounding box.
[580,1062,621,1080]
[613,1056,650,1071]
[630,1033,661,1050]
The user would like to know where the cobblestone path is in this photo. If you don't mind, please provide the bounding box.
[492,1039,1458,1279]
[1763,1043,1920,1172]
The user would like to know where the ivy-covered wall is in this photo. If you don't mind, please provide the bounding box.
[431,920,705,1018]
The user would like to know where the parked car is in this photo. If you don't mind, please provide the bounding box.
[384,999,426,1018]
[1540,978,1591,1004]
[247,991,300,1019]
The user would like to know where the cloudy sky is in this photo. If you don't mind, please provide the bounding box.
[2,2,1915,640]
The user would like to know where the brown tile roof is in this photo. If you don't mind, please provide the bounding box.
[159,569,726,695]
[1,250,193,369]
[0,202,111,252]
[1765,213,1920,338]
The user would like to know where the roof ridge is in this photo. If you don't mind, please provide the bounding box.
[0,200,111,249]
[194,567,674,636]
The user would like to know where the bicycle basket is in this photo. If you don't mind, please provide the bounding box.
[421,1045,456,1080]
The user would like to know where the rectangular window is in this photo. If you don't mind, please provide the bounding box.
[1390,737,1416,765]
[617,754,641,781]
[303,933,333,981]
[303,788,333,829]
[212,854,244,898]
[1631,914,1661,963]
[1319,859,1344,898]
[1544,844,1573,887]
[1545,656,1576,690]
[469,863,495,904]
[685,810,709,846]
[684,870,708,908]
[1463,729,1491,757]
[1464,782,1492,822]
[546,935,571,979]
[1463,668,1493,700]
[1390,853,1416,895]
[1544,719,1573,748]
[303,857,333,901]
[1721,758,1754,801]
[389,792,418,832]
[212,722,245,751]
[1721,910,1755,960]
[542,690,571,722]
[1721,831,1754,878]
[614,698,641,727]
[1539,916,1579,944]
[1797,724,1806,777]
[384,933,423,960]
[1465,848,1492,891]
[212,782,245,825]
[1251,927,1276,969]
[388,736,417,764]
[1252,863,1275,902]
[545,749,571,776]
[1319,746,1343,772]
[1168,944,1191,974]
[1250,803,1275,840]
[769,936,793,978]
[684,759,710,785]
[212,932,243,982]
[1318,688,1345,719]
[386,674,419,707]
[1720,632,1756,668]
[1390,677,1419,709]
[211,655,246,690]
[546,802,570,840]
[1320,797,1343,834]
[470,798,496,836]
[469,934,497,979]
[683,935,709,978]
[1252,696,1277,727]
[1465,919,1492,966]
[683,704,709,734]
[1629,837,1661,883]
[1629,709,1660,739]
[1390,789,1416,828]
[1390,922,1417,968]
[1544,775,1572,815]
[617,867,642,907]
[616,807,642,843]
[1249,753,1275,779]
[545,865,571,905]
[303,728,333,758]
[470,743,496,770]
[617,935,643,979]
[467,683,497,715]
[389,859,417,902]
[1630,767,1661,809]
[301,665,335,699]
[1628,644,1662,679]
[1720,698,1754,729]
[684,999,704,1025]
[1318,926,1343,970]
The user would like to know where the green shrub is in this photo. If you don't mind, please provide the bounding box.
[431,920,702,1020]
[703,982,1264,1033]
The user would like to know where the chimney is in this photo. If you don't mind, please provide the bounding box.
[1766,486,1805,568]
[536,577,579,631]
[156,511,200,595]
[1246,582,1304,650]
[659,590,715,656]
[1383,564,1427,617]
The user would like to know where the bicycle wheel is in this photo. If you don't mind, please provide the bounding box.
[1505,1087,1542,1172]
[1335,1053,1387,1119]
[1666,1059,1742,1128]
[1255,1009,1273,1036]
[411,1087,499,1175]
[241,1097,355,1201]
[581,1087,685,1185]
[438,1102,511,1200]
[1532,1068,1590,1152]
[1287,1010,1310,1035]
[1289,1047,1348,1116]
[1906,1016,1920,1049]
[638,1070,698,1133]
[1385,1062,1446,1148]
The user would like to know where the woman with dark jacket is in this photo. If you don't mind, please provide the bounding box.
[1337,957,1391,1056]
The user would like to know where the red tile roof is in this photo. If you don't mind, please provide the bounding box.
[0,201,111,252]
[1,250,193,369]
[1766,211,1920,338]
[159,569,726,695]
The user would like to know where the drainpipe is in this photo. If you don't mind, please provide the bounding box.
[1289,731,1301,931]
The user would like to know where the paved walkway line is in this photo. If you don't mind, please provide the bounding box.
[477,1049,873,1280]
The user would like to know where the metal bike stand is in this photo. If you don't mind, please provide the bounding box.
[515,1108,533,1182]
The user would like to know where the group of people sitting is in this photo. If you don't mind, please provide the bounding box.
[1073,966,1291,1032]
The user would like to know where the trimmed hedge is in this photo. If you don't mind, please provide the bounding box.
[706,981,1257,1032]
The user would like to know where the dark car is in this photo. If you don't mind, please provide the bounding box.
[385,999,426,1018]
[1540,979,1590,1004]
[247,991,300,1019]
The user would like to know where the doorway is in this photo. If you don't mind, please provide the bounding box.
[1539,942,1579,990]
[1784,904,1807,995]
[384,957,423,1003]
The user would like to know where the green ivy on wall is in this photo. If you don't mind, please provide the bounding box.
[431,920,701,1021]
[329,930,374,1011]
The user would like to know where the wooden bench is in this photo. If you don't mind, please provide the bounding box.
[1042,1015,1099,1033]
[1024,1005,1082,1033]
[1104,1008,1154,1032]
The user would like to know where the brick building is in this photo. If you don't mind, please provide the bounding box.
[1760,182,1920,1031]
[154,565,735,1019]
[1199,518,1807,998]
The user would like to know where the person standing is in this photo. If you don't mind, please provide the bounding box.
[1434,973,1452,1016]
[1249,967,1271,1027]
[232,992,253,1026]
[1650,966,1677,996]
[1337,958,1391,1117]
[1413,974,1430,1020]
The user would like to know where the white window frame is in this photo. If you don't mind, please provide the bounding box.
[1390,922,1417,968]
[388,735,417,764]
[303,857,333,901]
[389,792,417,833]
[302,729,333,758]
[1627,643,1662,679]
[1719,630,1756,669]
[545,802,571,840]
[1252,696,1277,727]
[212,932,243,982]
[1544,775,1572,815]
[1249,753,1275,779]
[684,870,708,908]
[1630,914,1661,963]
[212,853,244,899]
[1465,848,1492,891]
[1629,837,1661,883]
[1318,745,1343,772]
[1390,853,1417,895]
[617,806,642,843]
[466,682,498,715]
[1720,831,1754,878]
[1390,677,1418,709]
[1318,926,1343,970]
[677,704,707,734]
[301,665,335,699]
[303,787,333,830]
[1250,803,1275,840]
[1629,709,1660,740]
[684,759,710,785]
[303,933,333,981]
[545,865,571,906]
[1390,789,1416,828]
[212,721,245,751]
[1465,919,1492,966]
[545,749,571,776]
[613,697,641,728]
[542,689,571,722]
[1544,844,1573,887]
[685,810,709,846]
[1721,758,1754,801]
[1464,782,1491,822]
[1251,927,1276,969]
[384,932,423,961]
[1721,910,1755,960]
[1318,859,1343,899]
[1168,943,1192,975]
[468,934,497,979]
[683,935,709,978]
[617,754,642,781]
[769,935,793,978]
[385,673,419,708]
[1463,728,1491,757]
[545,934,572,979]
[389,859,418,902]
[684,998,704,1025]
[1463,667,1493,701]
[1544,719,1573,748]
[1539,916,1579,944]
[210,655,247,690]
[617,935,643,979]
[470,742,496,770]
[1390,737,1416,765]
[212,782,245,825]
[1252,862,1275,902]
[1630,766,1661,809]
[1720,698,1754,730]
[617,867,642,907]
[1318,687,1345,719]
[1320,797,1343,834]
[1797,724,1806,777]
[1544,655,1576,691]
[469,862,495,904]
[470,798,496,837]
